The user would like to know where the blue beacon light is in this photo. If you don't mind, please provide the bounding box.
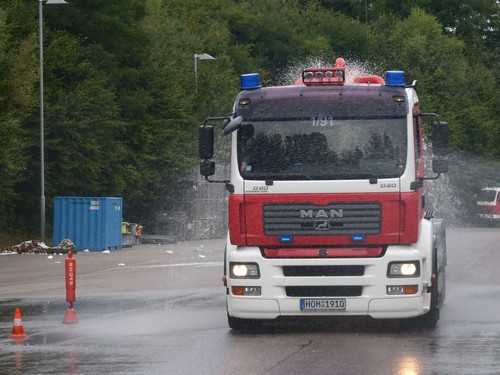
[241,73,261,90]
[385,71,405,87]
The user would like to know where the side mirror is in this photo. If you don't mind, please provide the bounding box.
[199,125,214,159]
[431,121,449,173]
[432,121,448,157]
[432,158,449,173]
[200,160,215,176]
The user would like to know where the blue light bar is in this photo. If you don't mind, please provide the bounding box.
[241,73,261,90]
[351,234,366,242]
[279,234,293,243]
[386,71,405,87]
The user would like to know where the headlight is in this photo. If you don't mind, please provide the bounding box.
[387,261,420,277]
[230,262,260,279]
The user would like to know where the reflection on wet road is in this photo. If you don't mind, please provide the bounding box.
[1,228,499,374]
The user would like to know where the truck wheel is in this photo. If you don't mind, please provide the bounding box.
[417,279,440,328]
[416,249,441,328]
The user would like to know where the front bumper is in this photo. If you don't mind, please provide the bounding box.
[226,244,433,320]
[477,214,500,220]
[228,294,430,320]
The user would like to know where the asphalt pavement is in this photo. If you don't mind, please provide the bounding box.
[1,229,499,375]
[0,238,226,299]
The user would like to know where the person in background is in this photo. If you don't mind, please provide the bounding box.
[134,225,143,244]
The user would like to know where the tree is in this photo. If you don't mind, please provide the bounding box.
[375,9,467,124]
[0,5,37,232]
[0,0,498,242]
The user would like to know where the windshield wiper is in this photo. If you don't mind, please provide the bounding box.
[244,172,386,183]
[244,173,313,181]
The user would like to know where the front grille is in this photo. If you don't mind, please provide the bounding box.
[264,202,381,236]
[283,265,364,277]
[286,286,362,297]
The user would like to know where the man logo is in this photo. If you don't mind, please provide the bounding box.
[300,209,344,218]
[315,220,330,231]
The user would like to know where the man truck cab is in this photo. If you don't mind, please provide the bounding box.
[199,58,449,329]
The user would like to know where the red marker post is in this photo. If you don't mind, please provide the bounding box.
[63,251,78,324]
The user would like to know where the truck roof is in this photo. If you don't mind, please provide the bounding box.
[236,85,410,120]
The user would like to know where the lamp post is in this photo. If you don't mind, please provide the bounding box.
[39,0,67,243]
[194,53,215,92]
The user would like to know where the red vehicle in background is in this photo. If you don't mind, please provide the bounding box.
[476,186,500,225]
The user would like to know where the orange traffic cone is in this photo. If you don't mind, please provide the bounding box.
[9,308,27,339]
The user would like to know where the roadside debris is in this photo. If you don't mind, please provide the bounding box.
[192,245,213,255]
[3,239,75,255]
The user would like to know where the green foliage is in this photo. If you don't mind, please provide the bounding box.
[0,0,497,237]
[379,9,468,120]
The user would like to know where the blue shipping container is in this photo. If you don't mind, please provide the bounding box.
[53,197,122,251]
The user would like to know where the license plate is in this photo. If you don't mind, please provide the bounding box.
[300,298,346,311]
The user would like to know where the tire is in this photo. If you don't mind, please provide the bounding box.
[415,248,442,328]
[416,278,439,328]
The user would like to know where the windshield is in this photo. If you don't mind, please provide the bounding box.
[477,189,498,202]
[237,118,407,180]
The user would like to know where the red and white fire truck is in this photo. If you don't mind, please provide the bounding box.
[199,58,449,329]
[476,186,500,225]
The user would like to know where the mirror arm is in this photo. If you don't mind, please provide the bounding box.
[410,173,442,191]
[205,175,229,184]
[421,112,440,121]
[420,173,441,181]
[203,116,229,126]
[204,176,234,193]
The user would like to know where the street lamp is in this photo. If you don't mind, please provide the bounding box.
[39,0,67,243]
[194,53,215,92]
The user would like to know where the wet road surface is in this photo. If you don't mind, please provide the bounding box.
[1,228,499,374]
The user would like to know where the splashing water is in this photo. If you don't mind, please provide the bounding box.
[278,56,470,227]
[439,153,500,227]
[419,140,471,227]
[425,168,467,227]
[277,55,383,86]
